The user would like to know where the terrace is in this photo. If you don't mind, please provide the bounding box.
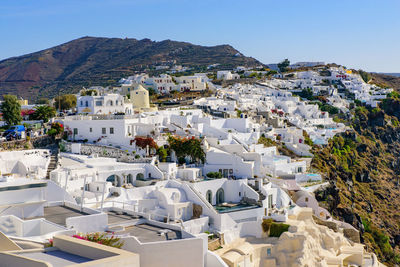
[119,223,182,242]
[41,206,88,227]
[214,203,259,214]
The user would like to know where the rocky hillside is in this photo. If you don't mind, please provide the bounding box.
[312,95,400,265]
[0,37,262,100]
[371,73,400,91]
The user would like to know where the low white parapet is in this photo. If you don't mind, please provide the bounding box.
[66,213,108,233]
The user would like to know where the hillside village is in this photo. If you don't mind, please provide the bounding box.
[0,62,393,266]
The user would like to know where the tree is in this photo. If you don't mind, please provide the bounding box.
[157,147,168,162]
[1,95,22,125]
[358,69,371,83]
[147,88,156,96]
[132,137,158,150]
[48,122,64,137]
[37,98,50,105]
[31,105,56,123]
[277,59,290,73]
[80,89,98,96]
[54,94,77,111]
[167,135,205,163]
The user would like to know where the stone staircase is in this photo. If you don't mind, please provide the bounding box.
[46,150,59,179]
[249,183,266,204]
[0,217,17,236]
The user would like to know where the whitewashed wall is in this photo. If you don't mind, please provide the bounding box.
[122,236,204,267]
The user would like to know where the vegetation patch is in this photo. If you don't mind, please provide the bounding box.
[262,219,290,237]
[72,233,124,248]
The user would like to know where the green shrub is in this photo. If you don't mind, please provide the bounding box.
[269,223,290,237]
[178,157,186,164]
[258,136,276,147]
[261,219,273,233]
[59,142,66,152]
[47,128,57,136]
[261,219,290,237]
[157,147,168,162]
[207,172,222,178]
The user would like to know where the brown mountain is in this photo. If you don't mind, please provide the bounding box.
[0,36,263,100]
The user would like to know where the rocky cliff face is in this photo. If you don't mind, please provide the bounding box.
[312,98,400,265]
[0,37,263,100]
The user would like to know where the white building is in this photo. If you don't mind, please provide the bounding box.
[217,71,240,80]
[77,93,130,115]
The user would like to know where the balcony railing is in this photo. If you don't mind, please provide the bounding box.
[63,114,138,121]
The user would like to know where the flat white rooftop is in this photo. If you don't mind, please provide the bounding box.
[0,179,47,191]
[20,250,92,267]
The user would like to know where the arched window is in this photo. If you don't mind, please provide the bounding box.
[216,188,224,205]
[136,173,145,181]
[206,190,212,204]
[107,175,122,187]
[127,174,134,184]
[106,175,116,186]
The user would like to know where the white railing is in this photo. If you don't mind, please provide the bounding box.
[84,200,176,223]
[84,200,138,212]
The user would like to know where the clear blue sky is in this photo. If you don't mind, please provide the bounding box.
[1,0,400,72]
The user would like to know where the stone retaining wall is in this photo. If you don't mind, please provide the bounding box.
[208,238,221,251]
[0,136,55,151]
[312,215,338,232]
[313,215,360,243]
[63,141,152,163]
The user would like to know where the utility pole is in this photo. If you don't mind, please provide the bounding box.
[80,175,87,212]
[100,181,106,212]
[58,88,61,115]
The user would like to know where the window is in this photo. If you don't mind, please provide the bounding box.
[116,100,118,105]
[73,128,78,135]
[95,101,102,106]
[85,101,88,107]
[89,128,92,133]
[305,197,309,202]
[80,101,83,106]
[206,190,212,204]
[267,248,271,256]
[110,127,114,134]
[102,128,106,134]
[268,194,273,209]
[239,192,241,197]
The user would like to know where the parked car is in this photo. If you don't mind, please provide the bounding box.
[3,125,26,140]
